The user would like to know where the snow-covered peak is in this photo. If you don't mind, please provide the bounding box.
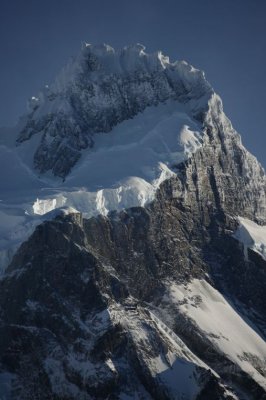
[37,43,212,100]
[14,43,215,175]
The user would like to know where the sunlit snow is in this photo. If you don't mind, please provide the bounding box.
[164,279,266,389]
[233,216,266,260]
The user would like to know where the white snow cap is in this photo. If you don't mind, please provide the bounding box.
[51,42,212,93]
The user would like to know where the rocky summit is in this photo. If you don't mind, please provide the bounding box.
[0,44,266,400]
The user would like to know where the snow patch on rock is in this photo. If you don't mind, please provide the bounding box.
[233,217,266,260]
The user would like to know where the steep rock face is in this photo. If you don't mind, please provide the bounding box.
[0,213,225,400]
[168,92,266,224]
[1,176,266,399]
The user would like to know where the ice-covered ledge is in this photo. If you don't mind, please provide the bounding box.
[233,217,266,260]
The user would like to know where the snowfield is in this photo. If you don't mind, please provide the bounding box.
[161,279,266,390]
[0,101,203,273]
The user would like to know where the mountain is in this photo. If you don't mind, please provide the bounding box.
[0,44,266,400]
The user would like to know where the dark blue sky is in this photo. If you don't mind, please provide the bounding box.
[0,0,265,166]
